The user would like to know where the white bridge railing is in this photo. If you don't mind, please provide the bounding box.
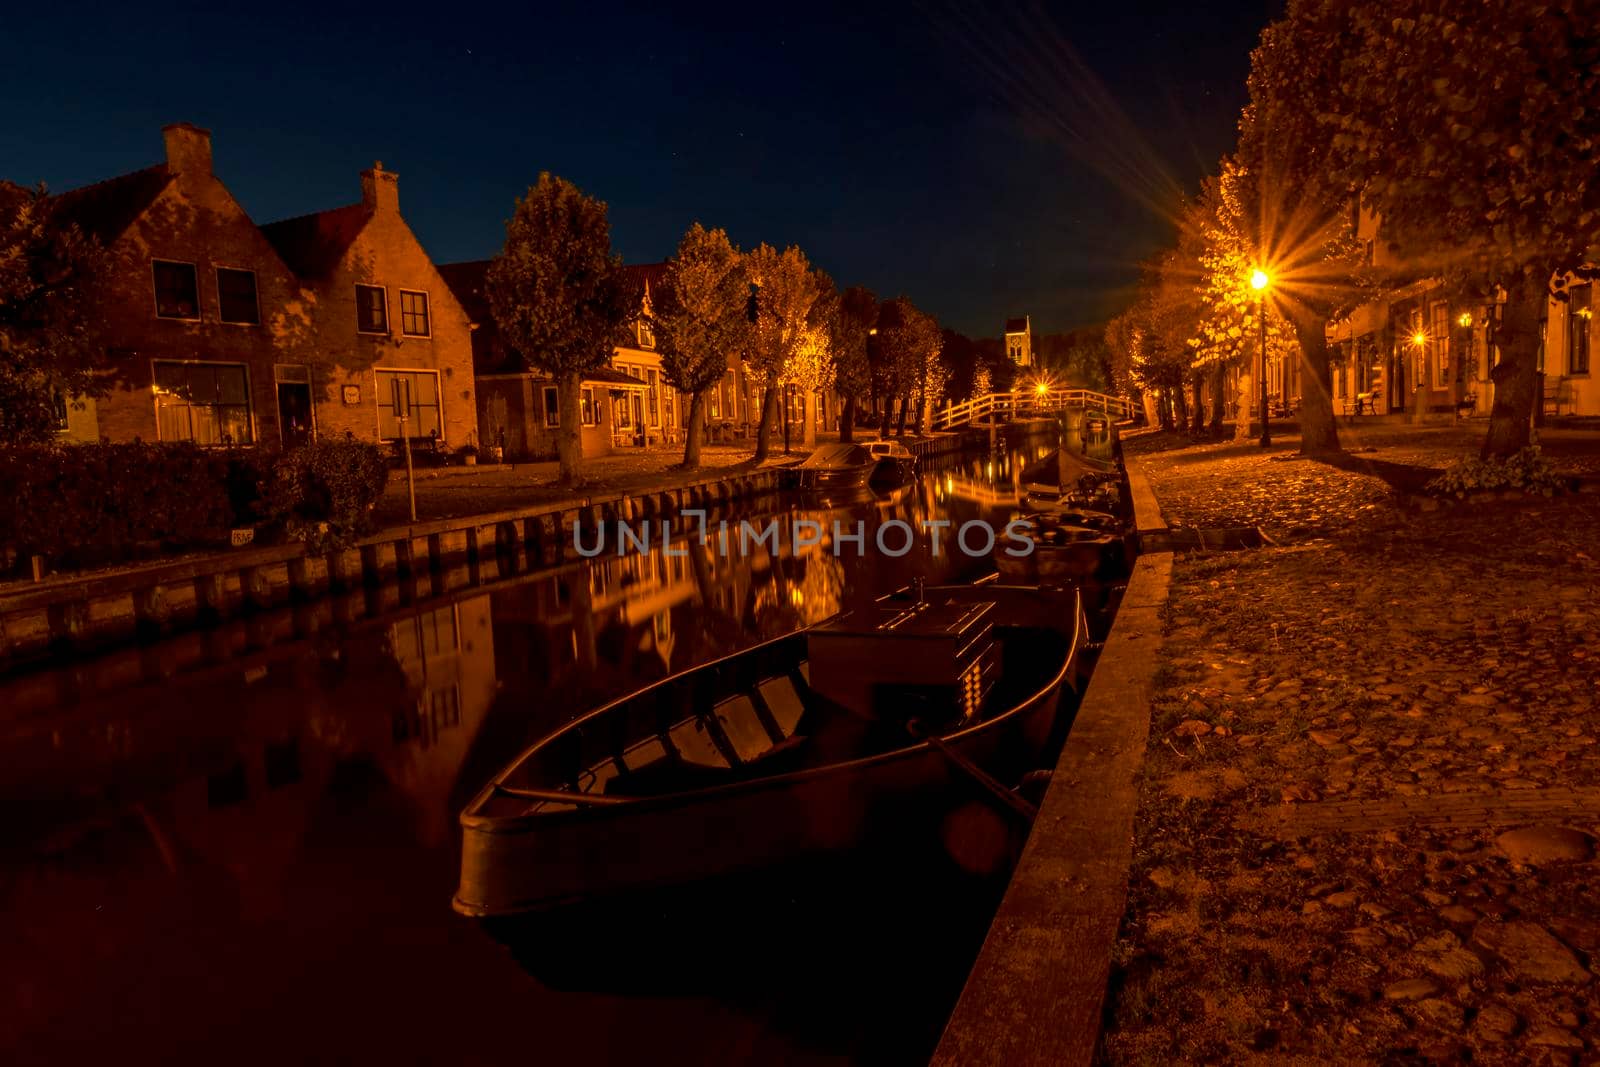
[934,388,1135,431]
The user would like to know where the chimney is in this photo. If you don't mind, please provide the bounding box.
[361,161,399,215]
[162,123,213,176]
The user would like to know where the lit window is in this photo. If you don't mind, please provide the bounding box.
[153,260,199,319]
[356,285,388,334]
[399,290,430,337]
[543,385,560,427]
[581,387,597,426]
[217,268,259,325]
[647,369,659,426]
[52,392,70,431]
[1571,285,1592,376]
[638,320,655,348]
[154,361,253,444]
[375,369,440,440]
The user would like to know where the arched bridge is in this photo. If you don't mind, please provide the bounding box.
[934,388,1135,431]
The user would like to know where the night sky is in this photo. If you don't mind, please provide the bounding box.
[2,1,1276,336]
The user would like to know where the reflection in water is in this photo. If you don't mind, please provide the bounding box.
[0,433,1062,1066]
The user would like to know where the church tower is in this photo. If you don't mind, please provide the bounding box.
[1004,316,1033,368]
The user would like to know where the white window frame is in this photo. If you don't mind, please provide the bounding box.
[374,367,444,442]
[356,284,390,335]
[398,288,432,338]
[152,259,202,321]
[151,358,256,445]
[215,265,261,326]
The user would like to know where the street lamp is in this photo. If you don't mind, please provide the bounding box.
[1251,269,1271,447]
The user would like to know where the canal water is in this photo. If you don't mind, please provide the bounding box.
[0,431,1085,1066]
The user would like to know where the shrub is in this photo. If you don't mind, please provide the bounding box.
[0,442,263,567]
[263,440,389,549]
[1423,445,1566,499]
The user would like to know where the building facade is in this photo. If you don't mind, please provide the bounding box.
[50,125,476,450]
[1004,316,1033,369]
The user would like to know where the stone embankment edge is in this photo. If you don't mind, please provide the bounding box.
[0,467,789,665]
[932,453,1173,1067]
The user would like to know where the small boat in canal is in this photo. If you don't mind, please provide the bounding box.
[794,442,912,493]
[454,585,1083,920]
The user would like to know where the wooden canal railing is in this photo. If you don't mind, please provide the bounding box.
[935,388,1136,431]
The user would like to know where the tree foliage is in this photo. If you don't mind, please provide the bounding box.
[743,243,821,459]
[1288,0,1600,456]
[831,285,877,440]
[652,222,747,467]
[0,182,107,441]
[487,173,633,484]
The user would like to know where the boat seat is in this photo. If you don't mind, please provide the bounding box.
[757,676,807,738]
[713,695,772,763]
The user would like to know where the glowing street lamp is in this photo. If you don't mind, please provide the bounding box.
[1251,268,1272,447]
[1034,381,1050,397]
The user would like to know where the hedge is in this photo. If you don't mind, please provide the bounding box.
[0,439,388,571]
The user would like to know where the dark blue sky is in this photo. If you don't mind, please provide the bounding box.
[2,1,1275,336]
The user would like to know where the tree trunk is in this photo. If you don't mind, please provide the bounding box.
[879,395,893,438]
[556,370,584,486]
[1209,362,1226,437]
[1482,270,1545,459]
[840,396,857,443]
[1172,385,1189,431]
[803,389,817,448]
[895,397,909,437]
[682,390,706,468]
[1291,303,1341,455]
[1189,372,1205,435]
[1235,369,1254,442]
[753,385,778,462]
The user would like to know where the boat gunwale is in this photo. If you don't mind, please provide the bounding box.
[458,588,1082,835]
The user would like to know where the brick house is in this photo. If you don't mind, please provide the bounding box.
[49,124,475,451]
[439,260,675,460]
[261,163,476,452]
[53,124,316,446]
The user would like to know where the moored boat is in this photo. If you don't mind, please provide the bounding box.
[454,586,1083,920]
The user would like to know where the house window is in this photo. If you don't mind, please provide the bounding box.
[376,369,440,440]
[154,360,254,444]
[356,285,389,334]
[709,388,721,419]
[663,388,674,430]
[217,268,260,325]
[1430,303,1449,388]
[581,387,597,426]
[52,392,70,431]
[153,260,200,319]
[399,290,431,337]
[637,320,656,348]
[647,369,659,426]
[1570,285,1592,376]
[542,385,560,427]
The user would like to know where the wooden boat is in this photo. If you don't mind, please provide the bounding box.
[794,442,912,492]
[995,526,1124,585]
[796,443,874,491]
[454,586,1083,919]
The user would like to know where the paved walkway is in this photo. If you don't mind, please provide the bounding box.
[1102,427,1600,1063]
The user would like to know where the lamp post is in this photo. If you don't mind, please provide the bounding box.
[1251,269,1271,447]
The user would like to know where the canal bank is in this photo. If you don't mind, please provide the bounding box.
[0,424,1058,670]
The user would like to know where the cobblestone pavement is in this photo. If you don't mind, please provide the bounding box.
[1104,428,1600,1064]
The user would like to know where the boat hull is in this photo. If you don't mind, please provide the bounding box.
[455,631,1073,919]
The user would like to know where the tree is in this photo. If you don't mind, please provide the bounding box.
[832,286,877,441]
[652,223,747,468]
[743,243,821,461]
[0,182,106,441]
[788,269,840,449]
[1241,4,1375,455]
[875,296,941,437]
[487,173,633,486]
[1293,0,1600,457]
